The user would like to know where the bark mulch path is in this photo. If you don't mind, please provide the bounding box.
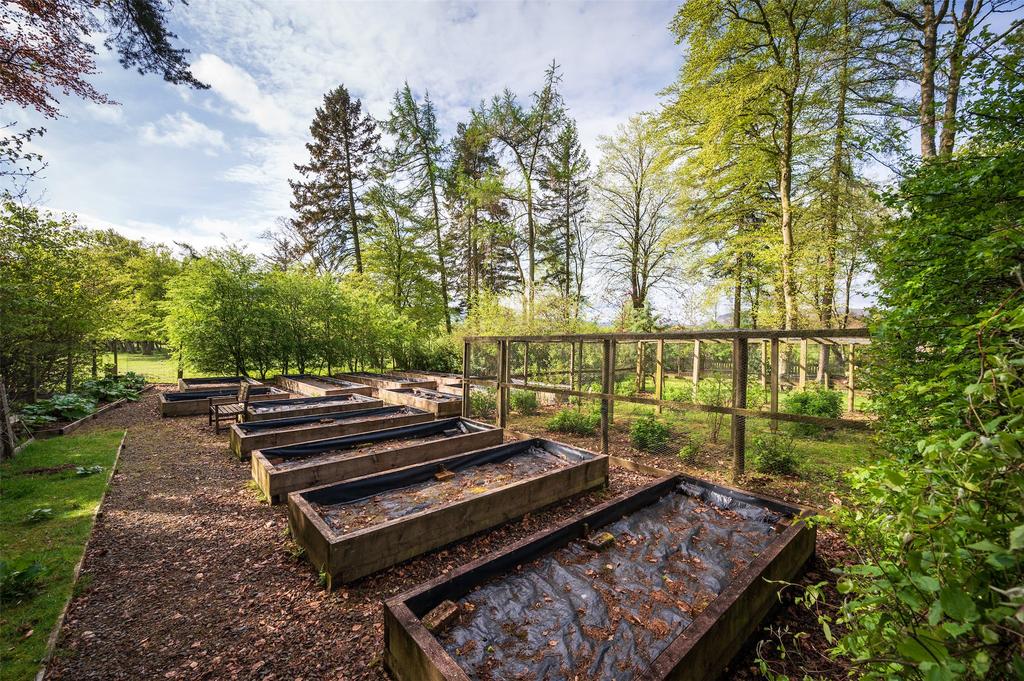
[46,388,655,680]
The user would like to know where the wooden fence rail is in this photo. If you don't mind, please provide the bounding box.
[462,328,871,481]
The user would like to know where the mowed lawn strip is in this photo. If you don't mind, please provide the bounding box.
[0,430,124,681]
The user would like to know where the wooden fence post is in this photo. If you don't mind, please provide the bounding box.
[600,338,612,455]
[799,339,808,389]
[496,340,509,429]
[691,340,702,401]
[770,338,780,432]
[847,344,856,412]
[731,338,749,482]
[608,341,617,423]
[462,340,471,418]
[760,341,768,389]
[655,339,665,414]
[568,341,576,391]
[523,341,529,382]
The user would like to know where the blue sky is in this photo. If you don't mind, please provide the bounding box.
[13,0,683,254]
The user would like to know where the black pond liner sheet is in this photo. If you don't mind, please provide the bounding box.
[391,387,460,402]
[441,482,785,681]
[162,386,276,401]
[261,419,483,468]
[248,394,374,413]
[313,446,577,533]
[234,405,421,434]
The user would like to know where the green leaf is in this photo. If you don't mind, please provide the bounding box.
[939,588,977,622]
[1009,524,1024,551]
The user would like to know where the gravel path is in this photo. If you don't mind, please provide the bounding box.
[47,388,655,680]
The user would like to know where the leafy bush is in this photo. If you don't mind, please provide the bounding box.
[469,390,496,418]
[78,372,146,402]
[20,393,96,426]
[0,561,45,601]
[25,508,54,523]
[630,413,671,452]
[751,433,798,475]
[546,407,599,435]
[782,386,843,435]
[678,436,702,465]
[509,389,539,415]
[745,381,769,410]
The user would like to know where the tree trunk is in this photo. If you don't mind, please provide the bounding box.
[343,132,363,273]
[919,2,940,159]
[526,180,536,317]
[779,94,797,330]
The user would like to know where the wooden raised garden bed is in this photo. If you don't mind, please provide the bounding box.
[159,387,288,417]
[393,370,462,383]
[381,387,462,418]
[335,372,437,392]
[252,418,501,504]
[287,438,609,588]
[276,374,374,397]
[244,393,382,421]
[383,474,814,681]
[228,405,433,460]
[177,376,262,392]
[435,380,465,396]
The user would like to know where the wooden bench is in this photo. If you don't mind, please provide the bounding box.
[209,383,252,434]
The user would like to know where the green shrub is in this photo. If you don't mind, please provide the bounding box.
[782,386,844,435]
[630,414,671,452]
[469,390,496,418]
[678,436,702,465]
[19,393,96,426]
[79,372,146,403]
[751,433,798,475]
[546,407,599,435]
[509,389,538,415]
[0,561,45,601]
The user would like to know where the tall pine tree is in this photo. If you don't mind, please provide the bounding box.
[289,85,379,273]
[538,118,590,319]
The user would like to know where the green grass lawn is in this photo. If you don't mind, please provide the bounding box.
[0,430,124,680]
[101,352,180,383]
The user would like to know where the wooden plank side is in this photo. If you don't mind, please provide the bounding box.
[384,602,467,681]
[245,396,383,421]
[380,389,463,418]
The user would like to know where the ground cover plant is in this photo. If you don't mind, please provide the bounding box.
[0,429,123,679]
[630,412,672,451]
[546,405,600,435]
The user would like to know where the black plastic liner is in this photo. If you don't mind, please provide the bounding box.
[259,418,489,462]
[162,386,276,401]
[248,394,375,410]
[440,481,784,680]
[299,438,596,509]
[234,405,421,433]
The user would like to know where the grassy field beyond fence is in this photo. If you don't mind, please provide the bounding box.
[0,430,124,680]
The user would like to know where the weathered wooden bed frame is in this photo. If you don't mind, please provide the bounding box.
[383,473,814,681]
[381,387,462,418]
[287,438,609,588]
[251,418,501,504]
[228,406,433,460]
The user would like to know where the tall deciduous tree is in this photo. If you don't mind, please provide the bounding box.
[667,0,830,329]
[385,84,452,332]
[593,116,675,313]
[289,85,380,274]
[538,118,591,319]
[485,62,565,315]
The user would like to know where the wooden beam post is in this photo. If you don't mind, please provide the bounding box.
[600,339,612,455]
[799,339,807,389]
[731,338,748,482]
[760,341,768,389]
[655,339,665,414]
[496,340,509,428]
[608,341,617,423]
[691,340,702,401]
[523,341,529,382]
[770,338,780,432]
[846,343,856,412]
[462,340,471,418]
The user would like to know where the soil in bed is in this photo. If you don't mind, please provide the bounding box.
[439,483,784,681]
[267,425,468,468]
[314,446,576,534]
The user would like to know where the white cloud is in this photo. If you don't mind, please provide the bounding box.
[140,112,227,152]
[190,53,298,135]
[84,103,125,124]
